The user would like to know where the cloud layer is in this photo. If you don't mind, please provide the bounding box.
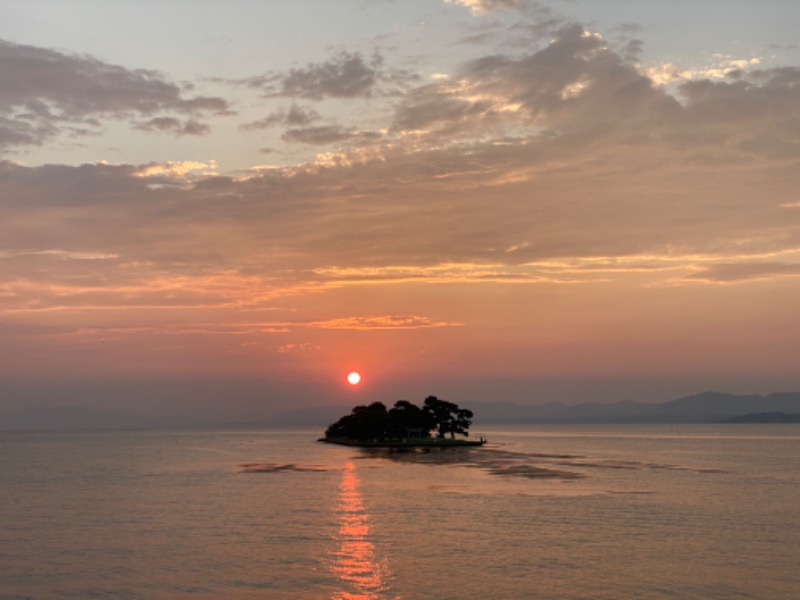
[0,39,229,148]
[1,4,800,404]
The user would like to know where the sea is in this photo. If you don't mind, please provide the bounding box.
[2,424,799,599]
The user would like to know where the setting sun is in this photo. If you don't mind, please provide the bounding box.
[346,371,362,385]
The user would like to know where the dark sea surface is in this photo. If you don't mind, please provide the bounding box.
[2,425,799,599]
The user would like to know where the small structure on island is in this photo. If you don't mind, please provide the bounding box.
[319,395,486,448]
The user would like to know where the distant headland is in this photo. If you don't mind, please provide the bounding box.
[319,395,486,448]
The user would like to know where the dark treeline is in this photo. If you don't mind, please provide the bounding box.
[324,395,473,442]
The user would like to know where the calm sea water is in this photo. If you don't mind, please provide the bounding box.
[2,425,799,599]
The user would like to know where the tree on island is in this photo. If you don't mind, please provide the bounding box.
[388,400,435,439]
[324,402,393,442]
[324,396,473,442]
[423,395,474,439]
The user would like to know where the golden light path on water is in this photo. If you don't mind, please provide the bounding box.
[330,462,390,600]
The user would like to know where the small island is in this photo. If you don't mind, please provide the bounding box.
[320,395,486,448]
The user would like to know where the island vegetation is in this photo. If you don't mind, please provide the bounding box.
[320,395,485,447]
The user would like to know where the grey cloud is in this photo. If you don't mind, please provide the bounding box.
[681,68,800,122]
[393,84,494,132]
[619,39,644,63]
[1,119,799,294]
[240,104,321,131]
[465,24,673,125]
[0,38,230,148]
[282,125,354,145]
[394,22,798,163]
[240,115,282,131]
[282,51,378,99]
[247,51,418,101]
[283,104,321,126]
[675,67,800,156]
[609,23,644,62]
[393,24,676,138]
[0,114,57,147]
[252,51,380,100]
[133,117,211,136]
[281,125,382,145]
[2,22,800,285]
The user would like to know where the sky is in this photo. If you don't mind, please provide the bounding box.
[2,0,800,421]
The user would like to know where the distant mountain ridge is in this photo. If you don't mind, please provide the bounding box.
[2,392,800,431]
[464,391,800,424]
[721,412,800,424]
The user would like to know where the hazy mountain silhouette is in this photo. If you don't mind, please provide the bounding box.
[465,392,800,424]
[3,392,800,431]
[722,412,800,424]
[219,392,800,427]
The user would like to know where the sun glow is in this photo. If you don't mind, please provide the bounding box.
[346,371,362,385]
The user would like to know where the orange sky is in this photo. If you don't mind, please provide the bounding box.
[1,1,800,419]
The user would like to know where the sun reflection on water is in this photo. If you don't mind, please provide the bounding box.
[330,462,391,600]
